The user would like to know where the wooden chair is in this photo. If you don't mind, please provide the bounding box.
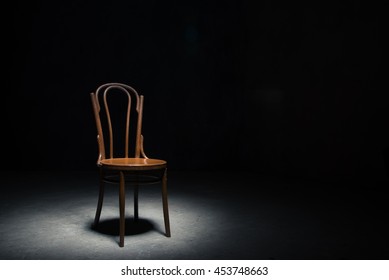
[90,83,170,247]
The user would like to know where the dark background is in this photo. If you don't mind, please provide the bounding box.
[8,0,388,183]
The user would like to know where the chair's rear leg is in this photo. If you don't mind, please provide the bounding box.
[94,169,105,227]
[134,184,139,222]
[162,168,171,237]
[119,171,126,247]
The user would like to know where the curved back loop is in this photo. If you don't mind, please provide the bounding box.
[90,83,145,164]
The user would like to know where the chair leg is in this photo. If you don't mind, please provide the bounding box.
[162,168,171,237]
[94,169,105,228]
[134,184,139,222]
[119,171,126,247]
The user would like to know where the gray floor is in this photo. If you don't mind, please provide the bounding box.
[0,170,388,260]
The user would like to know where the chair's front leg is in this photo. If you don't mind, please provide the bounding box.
[162,168,171,237]
[119,171,126,247]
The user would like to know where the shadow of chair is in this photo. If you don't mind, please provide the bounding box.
[90,82,170,247]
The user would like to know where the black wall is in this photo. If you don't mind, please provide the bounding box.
[7,1,387,182]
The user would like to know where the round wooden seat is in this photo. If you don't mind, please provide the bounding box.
[100,158,167,170]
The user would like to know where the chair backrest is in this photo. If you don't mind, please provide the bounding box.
[90,83,145,163]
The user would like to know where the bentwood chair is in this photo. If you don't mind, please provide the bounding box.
[90,83,170,247]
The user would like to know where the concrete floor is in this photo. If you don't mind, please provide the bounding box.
[0,170,388,260]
